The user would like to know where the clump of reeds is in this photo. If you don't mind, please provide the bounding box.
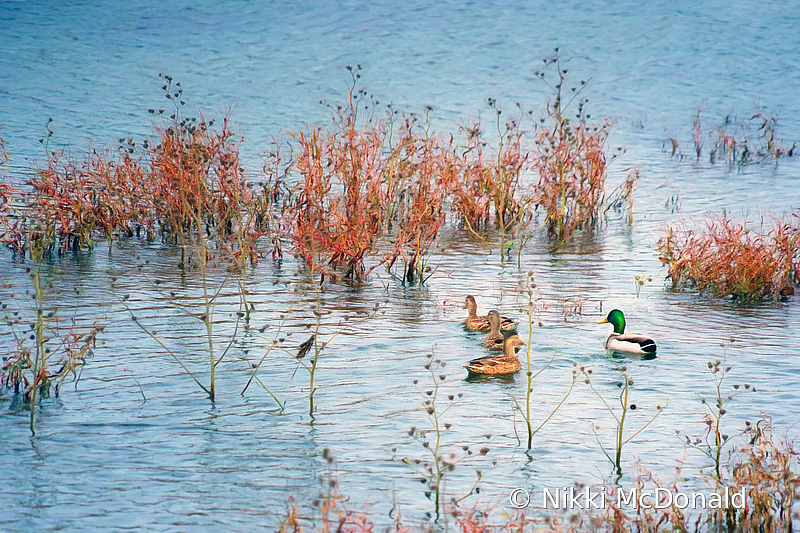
[283,67,392,282]
[666,103,797,169]
[657,214,800,301]
[382,108,452,283]
[283,67,451,283]
[729,421,799,530]
[448,100,533,258]
[3,75,272,265]
[532,49,615,243]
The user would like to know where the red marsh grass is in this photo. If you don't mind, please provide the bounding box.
[666,103,797,169]
[657,214,800,301]
[2,63,618,284]
[3,106,269,265]
[283,67,452,283]
[278,424,798,531]
[532,50,614,244]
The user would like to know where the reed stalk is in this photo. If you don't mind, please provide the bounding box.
[511,270,575,450]
[582,365,667,477]
[397,351,488,521]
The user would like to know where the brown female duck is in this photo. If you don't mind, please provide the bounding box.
[482,310,505,350]
[466,332,525,375]
[462,295,517,332]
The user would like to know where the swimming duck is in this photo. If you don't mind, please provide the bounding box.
[598,309,657,355]
[466,332,525,375]
[482,310,505,350]
[463,295,517,332]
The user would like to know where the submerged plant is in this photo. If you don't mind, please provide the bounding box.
[677,352,756,481]
[397,352,487,520]
[606,167,640,225]
[532,49,615,244]
[657,213,800,301]
[512,270,575,450]
[581,364,667,477]
[279,448,377,532]
[667,103,797,169]
[0,245,104,434]
[730,420,799,530]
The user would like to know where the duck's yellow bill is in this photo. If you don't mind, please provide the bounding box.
[597,318,608,324]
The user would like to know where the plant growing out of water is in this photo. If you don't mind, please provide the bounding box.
[1,75,270,266]
[249,299,376,415]
[667,103,797,169]
[480,99,533,258]
[532,49,616,244]
[447,106,535,261]
[676,354,756,481]
[581,364,667,477]
[381,109,451,283]
[729,420,799,530]
[0,245,104,434]
[396,351,488,520]
[283,66,391,283]
[657,213,800,301]
[605,167,639,225]
[512,270,576,450]
[113,261,246,403]
[279,448,376,532]
[283,68,453,285]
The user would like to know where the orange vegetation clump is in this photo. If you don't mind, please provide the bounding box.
[657,214,800,301]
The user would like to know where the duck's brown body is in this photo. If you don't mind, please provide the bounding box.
[466,333,525,375]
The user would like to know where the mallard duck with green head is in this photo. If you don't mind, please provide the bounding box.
[463,295,517,332]
[598,309,657,356]
[466,331,525,375]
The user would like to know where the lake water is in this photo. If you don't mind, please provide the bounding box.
[1,0,799,530]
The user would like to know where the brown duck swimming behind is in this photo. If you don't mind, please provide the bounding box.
[462,295,517,332]
[482,310,505,350]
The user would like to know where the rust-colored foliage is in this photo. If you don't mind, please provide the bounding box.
[657,214,800,301]
[732,425,799,531]
[532,51,611,243]
[285,105,387,281]
[279,478,380,533]
[283,67,450,283]
[383,114,452,282]
[2,78,270,263]
[448,112,530,243]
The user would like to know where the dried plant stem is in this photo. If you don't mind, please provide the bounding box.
[29,249,44,434]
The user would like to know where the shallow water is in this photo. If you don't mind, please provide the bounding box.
[2,0,800,530]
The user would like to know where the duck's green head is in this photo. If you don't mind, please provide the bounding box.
[598,309,626,334]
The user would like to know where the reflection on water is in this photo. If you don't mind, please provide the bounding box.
[3,0,800,530]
